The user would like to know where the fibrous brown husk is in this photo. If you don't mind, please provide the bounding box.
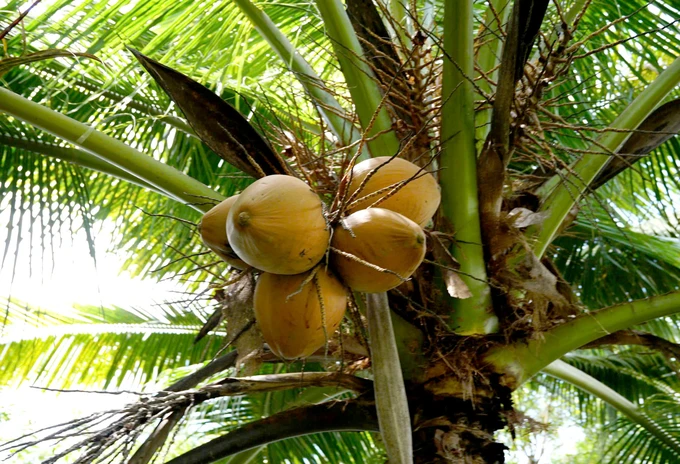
[430,231,472,299]
[218,274,263,376]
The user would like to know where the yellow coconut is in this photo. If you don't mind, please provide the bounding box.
[345,156,441,227]
[199,196,248,270]
[331,208,426,293]
[227,175,330,275]
[254,268,347,360]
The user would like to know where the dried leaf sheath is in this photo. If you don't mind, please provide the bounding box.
[129,47,290,179]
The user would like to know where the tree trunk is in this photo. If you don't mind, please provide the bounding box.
[409,380,511,463]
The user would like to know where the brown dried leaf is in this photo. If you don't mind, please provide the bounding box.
[519,253,568,310]
[129,47,289,179]
[431,233,472,299]
[434,428,462,458]
[593,99,680,190]
[444,271,473,299]
[194,307,223,343]
[515,0,551,82]
[507,207,549,228]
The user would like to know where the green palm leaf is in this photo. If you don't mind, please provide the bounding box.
[0,298,223,388]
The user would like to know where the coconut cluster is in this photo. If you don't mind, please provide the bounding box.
[199,157,440,360]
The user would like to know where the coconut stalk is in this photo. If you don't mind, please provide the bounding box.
[486,290,680,387]
[388,0,412,52]
[223,446,262,464]
[314,4,413,459]
[315,0,401,158]
[366,292,413,464]
[540,0,590,52]
[528,55,680,259]
[440,0,497,334]
[222,386,351,464]
[0,87,223,212]
[474,0,511,147]
[164,399,379,464]
[543,360,680,454]
[0,134,161,194]
[233,0,361,148]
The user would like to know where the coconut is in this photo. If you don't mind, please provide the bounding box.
[331,208,426,293]
[227,175,330,275]
[254,268,347,360]
[199,195,248,270]
[345,156,440,227]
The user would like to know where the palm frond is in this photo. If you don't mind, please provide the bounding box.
[541,358,680,464]
[0,298,223,388]
[601,395,680,464]
[552,206,680,309]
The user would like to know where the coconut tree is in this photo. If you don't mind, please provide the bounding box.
[1,0,680,463]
